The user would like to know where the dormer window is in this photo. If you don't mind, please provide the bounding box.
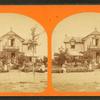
[70,38,75,49]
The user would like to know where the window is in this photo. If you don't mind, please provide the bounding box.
[92,36,99,46]
[29,57,32,62]
[11,52,15,58]
[11,38,15,47]
[96,39,99,46]
[71,45,75,49]
[70,41,75,49]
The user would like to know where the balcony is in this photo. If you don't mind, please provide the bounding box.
[3,46,19,51]
[88,45,100,51]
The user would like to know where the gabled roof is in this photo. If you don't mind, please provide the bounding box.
[82,28,100,41]
[0,29,25,42]
[64,28,100,43]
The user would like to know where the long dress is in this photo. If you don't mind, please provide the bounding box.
[4,64,8,72]
[88,63,92,71]
[40,64,45,72]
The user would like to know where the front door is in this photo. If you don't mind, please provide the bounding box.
[96,52,100,63]
[11,52,15,58]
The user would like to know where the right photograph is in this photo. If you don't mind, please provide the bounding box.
[52,12,100,92]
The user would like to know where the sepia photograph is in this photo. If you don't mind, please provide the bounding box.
[0,13,48,92]
[52,12,100,92]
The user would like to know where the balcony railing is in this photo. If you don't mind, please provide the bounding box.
[3,46,19,51]
[88,45,100,50]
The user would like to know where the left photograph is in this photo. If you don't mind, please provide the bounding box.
[0,13,48,92]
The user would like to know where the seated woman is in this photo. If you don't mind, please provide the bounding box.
[19,60,32,72]
[61,61,68,72]
[2,62,10,72]
[39,63,46,72]
[3,64,8,72]
[88,62,93,71]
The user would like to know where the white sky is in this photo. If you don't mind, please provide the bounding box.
[52,12,100,57]
[0,13,47,58]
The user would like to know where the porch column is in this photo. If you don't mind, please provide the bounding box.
[21,42,23,52]
[92,51,96,63]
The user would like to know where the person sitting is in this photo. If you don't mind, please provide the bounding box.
[84,61,88,68]
[88,62,93,71]
[61,61,67,72]
[3,63,9,72]
[39,63,46,72]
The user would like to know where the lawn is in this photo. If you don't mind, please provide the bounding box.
[0,70,47,92]
[52,69,100,92]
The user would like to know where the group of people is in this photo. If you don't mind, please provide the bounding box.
[0,55,48,73]
[0,58,12,72]
[61,59,100,71]
[0,55,32,72]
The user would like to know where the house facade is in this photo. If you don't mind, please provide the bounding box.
[64,28,100,63]
[0,29,33,62]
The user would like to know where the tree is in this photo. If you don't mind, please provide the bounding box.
[83,50,93,63]
[28,27,40,79]
[18,54,25,67]
[53,46,66,66]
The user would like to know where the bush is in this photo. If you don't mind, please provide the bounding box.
[66,66,94,72]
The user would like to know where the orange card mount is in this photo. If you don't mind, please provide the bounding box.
[0,5,100,96]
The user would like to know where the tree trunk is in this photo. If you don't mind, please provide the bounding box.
[32,47,35,81]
